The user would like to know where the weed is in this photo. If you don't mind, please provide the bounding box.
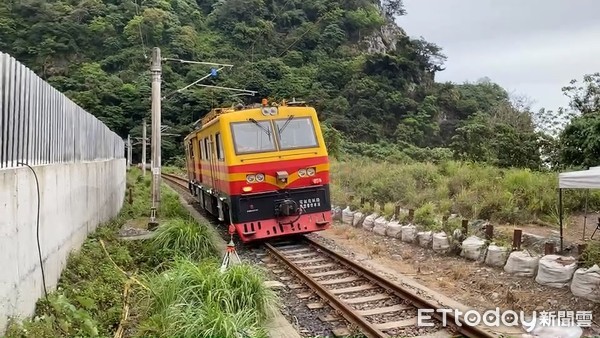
[136,259,276,338]
[149,218,218,265]
[580,242,600,269]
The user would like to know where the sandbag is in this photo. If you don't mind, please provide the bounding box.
[332,206,342,221]
[373,216,388,236]
[504,251,540,277]
[342,206,355,225]
[362,213,378,231]
[523,322,583,338]
[417,231,432,248]
[386,221,402,238]
[460,236,486,260]
[535,255,577,288]
[570,265,600,302]
[352,212,364,227]
[401,225,417,243]
[432,232,450,253]
[485,244,509,267]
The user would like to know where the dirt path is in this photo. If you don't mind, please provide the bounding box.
[492,212,600,244]
[316,223,600,337]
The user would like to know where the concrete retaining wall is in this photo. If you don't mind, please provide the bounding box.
[0,159,126,333]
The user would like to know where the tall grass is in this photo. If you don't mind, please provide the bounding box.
[149,218,219,264]
[137,258,277,338]
[331,158,600,226]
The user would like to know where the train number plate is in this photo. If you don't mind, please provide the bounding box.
[299,198,321,210]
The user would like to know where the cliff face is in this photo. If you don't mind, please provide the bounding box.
[362,15,406,54]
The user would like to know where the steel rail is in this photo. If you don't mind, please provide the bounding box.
[161,173,188,188]
[264,242,388,338]
[301,236,498,338]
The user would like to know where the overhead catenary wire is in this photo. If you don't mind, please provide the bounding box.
[161,66,227,101]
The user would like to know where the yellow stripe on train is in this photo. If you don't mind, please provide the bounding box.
[197,163,330,184]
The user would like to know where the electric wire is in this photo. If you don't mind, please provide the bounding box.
[17,161,47,299]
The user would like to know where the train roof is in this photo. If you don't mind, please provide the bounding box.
[185,98,310,141]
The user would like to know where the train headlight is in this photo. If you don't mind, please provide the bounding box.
[262,107,278,116]
[307,167,316,176]
[255,173,265,182]
[298,168,307,177]
[246,174,256,183]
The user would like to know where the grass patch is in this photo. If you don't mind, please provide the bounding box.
[4,168,275,338]
[136,258,276,338]
[331,158,595,227]
[149,218,219,265]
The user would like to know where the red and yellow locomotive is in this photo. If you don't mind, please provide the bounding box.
[183,99,332,242]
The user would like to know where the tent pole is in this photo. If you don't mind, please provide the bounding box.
[583,189,589,240]
[559,188,564,252]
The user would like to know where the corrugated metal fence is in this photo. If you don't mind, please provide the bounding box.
[0,52,124,169]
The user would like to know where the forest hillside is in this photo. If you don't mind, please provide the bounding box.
[1,0,599,169]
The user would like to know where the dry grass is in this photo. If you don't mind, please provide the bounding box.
[449,265,469,280]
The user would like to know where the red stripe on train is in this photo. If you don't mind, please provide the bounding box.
[194,156,328,174]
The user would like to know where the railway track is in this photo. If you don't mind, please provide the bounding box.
[161,173,499,338]
[161,172,189,189]
[265,237,499,338]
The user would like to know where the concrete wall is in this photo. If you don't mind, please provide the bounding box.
[0,159,126,333]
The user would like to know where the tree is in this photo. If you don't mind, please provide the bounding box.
[555,73,600,168]
[561,72,600,115]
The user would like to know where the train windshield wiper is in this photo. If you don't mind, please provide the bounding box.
[278,115,294,136]
[249,118,271,140]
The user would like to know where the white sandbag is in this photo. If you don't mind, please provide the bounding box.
[362,213,378,231]
[401,225,417,243]
[523,321,583,338]
[570,265,600,302]
[485,245,509,267]
[504,251,540,277]
[332,206,342,221]
[535,255,577,288]
[432,232,450,253]
[386,221,402,238]
[460,236,486,261]
[352,212,364,227]
[342,206,355,225]
[417,231,432,248]
[373,216,388,236]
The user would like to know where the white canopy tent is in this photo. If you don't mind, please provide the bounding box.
[557,166,600,251]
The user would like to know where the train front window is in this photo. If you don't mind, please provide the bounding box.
[275,116,318,150]
[231,120,276,154]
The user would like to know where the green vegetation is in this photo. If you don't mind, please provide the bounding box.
[330,158,599,227]
[4,169,276,337]
[5,0,595,170]
[580,242,600,269]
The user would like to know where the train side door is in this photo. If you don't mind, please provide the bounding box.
[208,134,218,190]
[185,140,194,182]
[193,137,202,183]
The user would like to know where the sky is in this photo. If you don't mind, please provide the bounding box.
[395,0,600,112]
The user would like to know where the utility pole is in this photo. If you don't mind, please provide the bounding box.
[142,118,147,176]
[127,134,132,169]
[150,47,161,226]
